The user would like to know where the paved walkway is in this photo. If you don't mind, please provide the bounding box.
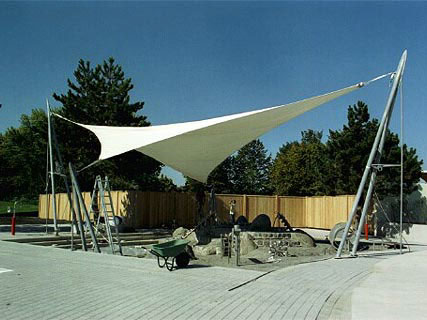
[0,239,424,319]
[352,249,427,320]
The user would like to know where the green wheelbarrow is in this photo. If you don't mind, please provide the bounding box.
[148,239,191,271]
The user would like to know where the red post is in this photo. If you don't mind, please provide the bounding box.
[364,222,369,240]
[11,215,16,236]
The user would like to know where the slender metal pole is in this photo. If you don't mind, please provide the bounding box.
[47,100,59,235]
[69,163,101,253]
[209,186,217,225]
[89,178,100,236]
[71,183,88,251]
[336,50,407,258]
[49,112,78,247]
[71,201,74,251]
[400,79,404,254]
[45,141,50,234]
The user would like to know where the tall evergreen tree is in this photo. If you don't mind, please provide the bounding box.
[207,156,234,194]
[53,58,163,191]
[327,101,422,197]
[232,139,273,195]
[182,157,234,194]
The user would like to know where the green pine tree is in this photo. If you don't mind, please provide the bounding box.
[327,101,422,197]
[207,156,235,194]
[232,139,273,195]
[53,58,164,191]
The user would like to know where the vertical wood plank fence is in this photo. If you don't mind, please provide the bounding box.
[39,192,355,230]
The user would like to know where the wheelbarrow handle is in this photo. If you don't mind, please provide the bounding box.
[182,210,216,239]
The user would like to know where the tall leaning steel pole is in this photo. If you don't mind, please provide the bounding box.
[351,116,391,256]
[336,50,407,258]
[47,100,59,235]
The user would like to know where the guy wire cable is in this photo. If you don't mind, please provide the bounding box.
[374,191,410,252]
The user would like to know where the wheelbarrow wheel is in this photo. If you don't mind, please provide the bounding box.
[166,258,175,271]
[157,256,166,268]
[176,252,190,268]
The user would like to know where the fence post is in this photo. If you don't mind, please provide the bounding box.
[346,195,350,220]
[304,196,308,228]
[243,194,247,220]
[275,195,279,227]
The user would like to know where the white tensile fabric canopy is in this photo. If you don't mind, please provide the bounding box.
[55,81,365,182]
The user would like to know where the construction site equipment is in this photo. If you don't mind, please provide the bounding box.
[90,176,123,256]
[147,239,191,271]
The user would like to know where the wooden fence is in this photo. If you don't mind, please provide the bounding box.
[39,192,355,230]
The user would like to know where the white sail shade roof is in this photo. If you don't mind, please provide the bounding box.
[55,81,365,182]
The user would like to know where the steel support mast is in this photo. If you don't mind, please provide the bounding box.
[336,50,407,258]
[47,100,59,235]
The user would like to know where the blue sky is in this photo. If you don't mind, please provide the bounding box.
[1,1,426,185]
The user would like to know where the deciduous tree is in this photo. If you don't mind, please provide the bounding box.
[184,140,273,195]
[0,110,48,199]
[271,130,328,196]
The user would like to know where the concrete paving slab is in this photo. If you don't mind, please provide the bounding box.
[0,238,415,319]
[352,249,427,320]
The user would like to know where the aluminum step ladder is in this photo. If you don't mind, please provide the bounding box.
[90,176,123,255]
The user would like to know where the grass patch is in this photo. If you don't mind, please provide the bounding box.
[0,200,38,214]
